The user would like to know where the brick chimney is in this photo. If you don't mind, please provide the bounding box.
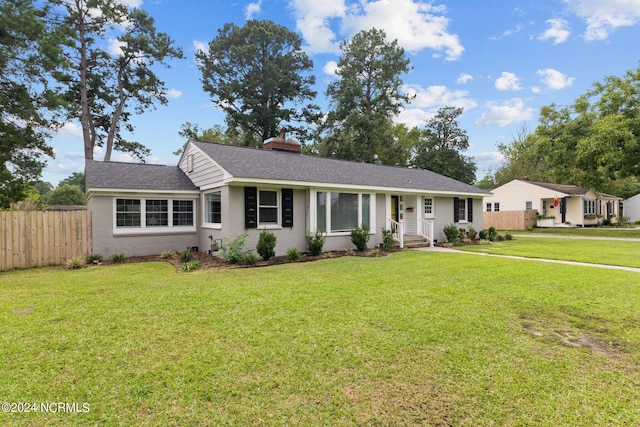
[263,128,302,154]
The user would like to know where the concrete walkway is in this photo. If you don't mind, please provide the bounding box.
[413,245,640,273]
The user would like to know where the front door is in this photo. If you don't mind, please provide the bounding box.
[391,195,400,222]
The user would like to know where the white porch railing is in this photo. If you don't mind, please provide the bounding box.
[418,218,435,247]
[388,219,403,248]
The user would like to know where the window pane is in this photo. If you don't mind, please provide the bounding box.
[331,193,358,232]
[424,198,433,214]
[116,199,140,227]
[146,200,168,226]
[486,202,492,212]
[317,192,326,233]
[458,198,466,221]
[259,190,278,224]
[494,203,500,212]
[173,200,194,226]
[362,194,370,229]
[205,192,221,224]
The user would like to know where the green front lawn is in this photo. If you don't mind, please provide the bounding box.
[521,227,640,238]
[458,237,640,268]
[1,253,640,426]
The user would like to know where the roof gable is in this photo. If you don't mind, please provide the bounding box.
[191,141,489,195]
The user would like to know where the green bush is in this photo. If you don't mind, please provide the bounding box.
[443,223,459,243]
[161,250,174,259]
[495,234,505,241]
[381,228,396,251]
[488,227,498,242]
[479,229,488,240]
[221,234,250,264]
[256,229,277,261]
[505,231,513,241]
[181,260,202,272]
[350,225,370,251]
[65,256,85,270]
[109,253,126,263]
[306,231,326,256]
[467,226,477,240]
[242,251,257,265]
[286,248,301,262]
[178,248,194,262]
[86,253,103,264]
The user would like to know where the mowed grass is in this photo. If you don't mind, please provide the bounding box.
[457,237,640,268]
[522,227,640,238]
[1,252,640,426]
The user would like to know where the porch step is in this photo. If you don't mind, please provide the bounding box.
[400,235,432,249]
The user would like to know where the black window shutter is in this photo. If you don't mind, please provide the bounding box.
[467,198,473,222]
[282,188,294,228]
[453,197,460,222]
[245,187,257,229]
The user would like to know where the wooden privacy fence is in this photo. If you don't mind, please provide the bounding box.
[483,210,538,231]
[0,209,92,271]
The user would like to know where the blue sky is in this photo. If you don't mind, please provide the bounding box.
[45,0,640,184]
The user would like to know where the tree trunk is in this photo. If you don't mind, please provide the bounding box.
[77,1,93,161]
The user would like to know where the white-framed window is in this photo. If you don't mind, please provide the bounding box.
[457,198,467,222]
[258,189,279,225]
[494,202,500,212]
[424,197,434,217]
[114,198,195,234]
[525,201,533,211]
[314,191,373,234]
[205,191,221,225]
[584,199,599,215]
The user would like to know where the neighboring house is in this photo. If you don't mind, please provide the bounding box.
[485,179,621,227]
[623,193,640,223]
[86,138,490,257]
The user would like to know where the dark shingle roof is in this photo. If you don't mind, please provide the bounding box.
[193,141,489,195]
[525,180,589,195]
[86,160,198,191]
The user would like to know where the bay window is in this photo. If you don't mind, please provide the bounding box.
[315,191,373,234]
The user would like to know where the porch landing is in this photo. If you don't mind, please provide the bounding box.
[401,234,432,249]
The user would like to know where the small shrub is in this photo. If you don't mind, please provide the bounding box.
[602,218,611,226]
[635,220,640,225]
[306,231,326,256]
[467,226,477,240]
[368,247,381,257]
[256,229,277,261]
[178,248,194,262]
[161,250,174,259]
[242,251,257,265]
[181,260,202,272]
[66,256,85,270]
[221,233,250,264]
[109,253,126,263]
[345,248,354,256]
[350,225,370,251]
[286,248,301,262]
[381,228,396,251]
[443,223,459,244]
[479,229,488,240]
[86,253,103,264]
[505,231,513,241]
[488,227,498,242]
[495,234,505,241]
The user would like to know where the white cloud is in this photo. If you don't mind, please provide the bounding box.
[118,0,143,7]
[396,108,432,128]
[475,98,534,127]
[291,0,464,60]
[108,38,126,56]
[565,0,640,40]
[167,89,183,99]
[192,39,209,55]
[402,84,477,110]
[537,68,574,90]
[245,0,262,19]
[538,18,571,44]
[495,72,522,91]
[323,60,339,77]
[457,73,473,84]
[57,122,83,139]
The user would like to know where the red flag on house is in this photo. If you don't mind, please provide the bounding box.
[553,194,559,208]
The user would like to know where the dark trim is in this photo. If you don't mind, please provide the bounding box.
[467,198,473,223]
[453,197,460,223]
[282,188,294,228]
[244,187,257,229]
